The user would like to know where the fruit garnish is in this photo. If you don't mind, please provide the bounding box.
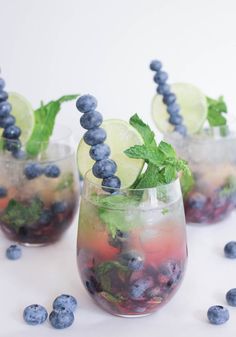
[77,119,144,188]
[152,82,208,135]
[26,95,78,156]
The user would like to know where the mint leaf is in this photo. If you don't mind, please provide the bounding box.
[100,291,125,304]
[135,163,165,189]
[129,114,156,146]
[26,94,78,156]
[180,170,195,197]
[207,96,227,127]
[219,176,236,198]
[56,172,74,191]
[2,198,43,230]
[159,141,176,158]
[164,165,176,184]
[125,145,165,166]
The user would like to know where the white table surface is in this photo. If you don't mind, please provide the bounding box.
[1,209,236,337]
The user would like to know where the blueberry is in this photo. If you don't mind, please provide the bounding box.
[150,60,162,71]
[226,288,236,306]
[92,159,117,179]
[0,91,8,103]
[76,94,97,113]
[44,164,61,178]
[188,192,207,210]
[108,230,129,248]
[12,149,27,160]
[6,244,22,260]
[168,114,183,125]
[24,163,43,180]
[89,143,111,161]
[23,304,48,325]
[3,125,21,139]
[153,71,168,84]
[157,260,181,288]
[0,78,5,90]
[83,127,106,146]
[119,250,144,271]
[80,110,103,129]
[167,103,180,115]
[49,308,74,329]
[53,294,77,312]
[0,101,11,118]
[163,93,176,105]
[85,275,102,295]
[52,201,67,214]
[102,175,121,192]
[174,124,187,136]
[5,139,21,152]
[0,115,16,128]
[224,241,236,258]
[129,276,154,299]
[156,83,170,96]
[39,209,53,225]
[0,186,7,198]
[207,305,229,325]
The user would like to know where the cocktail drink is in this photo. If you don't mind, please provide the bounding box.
[150,60,236,224]
[0,76,79,244]
[76,94,189,316]
[0,126,79,245]
[165,128,236,224]
[77,173,187,317]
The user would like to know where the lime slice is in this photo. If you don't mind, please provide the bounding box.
[7,92,34,143]
[152,83,208,134]
[77,119,144,188]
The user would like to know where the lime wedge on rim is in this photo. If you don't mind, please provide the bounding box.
[7,92,34,143]
[152,83,208,134]
[77,119,144,188]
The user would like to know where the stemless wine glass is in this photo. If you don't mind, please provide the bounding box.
[77,171,187,317]
[165,127,236,224]
[0,125,79,245]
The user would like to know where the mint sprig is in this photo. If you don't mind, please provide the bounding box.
[125,115,190,188]
[26,94,78,156]
[207,96,227,127]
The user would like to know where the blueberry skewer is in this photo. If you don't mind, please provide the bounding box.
[76,94,121,191]
[150,60,187,136]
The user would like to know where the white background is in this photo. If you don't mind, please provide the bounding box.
[1,0,236,336]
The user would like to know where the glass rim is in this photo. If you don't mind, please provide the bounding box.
[83,169,180,192]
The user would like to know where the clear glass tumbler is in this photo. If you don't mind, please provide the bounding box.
[165,127,236,224]
[0,125,79,245]
[77,171,187,317]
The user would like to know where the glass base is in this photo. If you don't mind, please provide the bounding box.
[115,313,152,318]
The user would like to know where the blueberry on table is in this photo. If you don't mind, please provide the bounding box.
[0,101,11,118]
[49,308,74,329]
[156,83,170,96]
[92,159,117,179]
[207,305,229,325]
[44,164,61,178]
[24,163,43,180]
[163,93,176,105]
[224,241,236,258]
[89,143,111,161]
[150,60,162,71]
[3,125,21,139]
[53,294,77,312]
[80,110,103,130]
[23,304,48,325]
[6,244,22,260]
[119,250,144,271]
[102,175,121,192]
[83,127,107,146]
[52,201,67,214]
[0,90,8,103]
[0,78,6,90]
[0,186,7,198]
[226,288,236,306]
[0,115,16,128]
[76,94,97,113]
[153,71,168,84]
